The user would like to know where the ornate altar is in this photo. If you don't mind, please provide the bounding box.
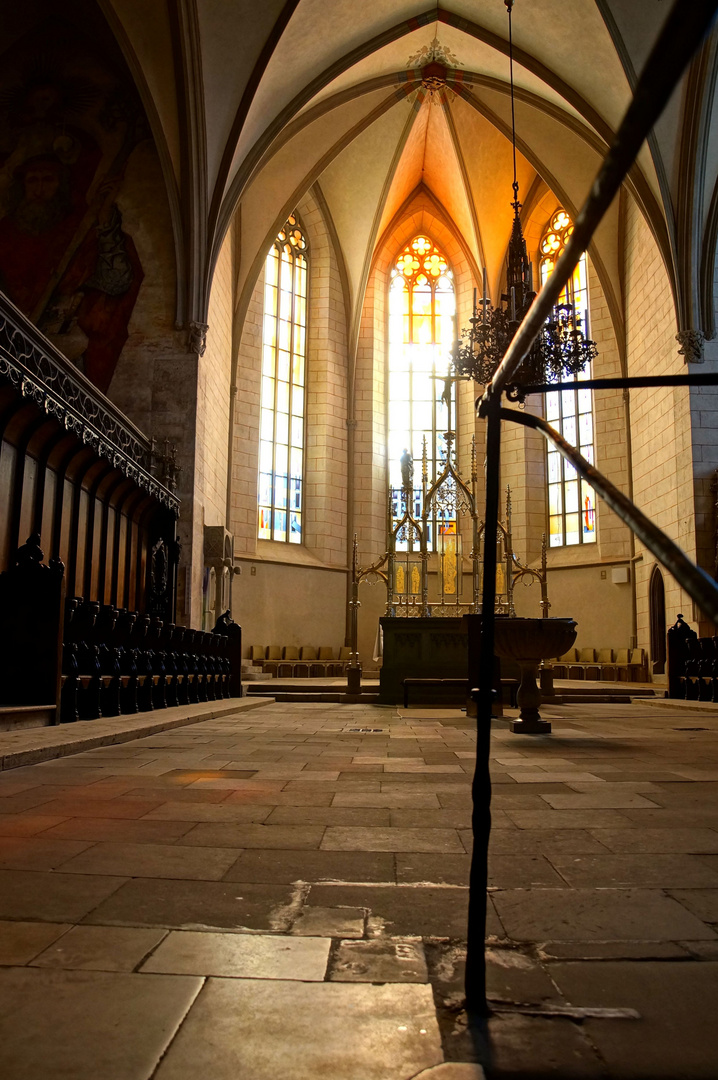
[350,431,549,626]
[347,430,550,702]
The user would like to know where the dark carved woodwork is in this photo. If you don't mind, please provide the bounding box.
[0,297,190,727]
[0,534,65,718]
[666,613,718,701]
[55,598,241,722]
[213,611,242,698]
[0,296,179,507]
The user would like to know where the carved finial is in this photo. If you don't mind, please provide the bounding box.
[422,436,428,480]
[471,435,477,482]
[16,533,44,567]
[676,329,705,363]
[188,321,209,356]
[506,485,512,519]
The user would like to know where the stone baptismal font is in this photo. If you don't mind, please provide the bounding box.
[493,617,577,734]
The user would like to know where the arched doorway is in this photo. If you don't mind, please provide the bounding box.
[649,566,666,674]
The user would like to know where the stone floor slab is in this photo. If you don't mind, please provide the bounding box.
[138,801,275,822]
[0,813,71,836]
[330,937,428,983]
[265,805,391,826]
[321,826,464,852]
[332,792,441,809]
[0,869,126,922]
[505,809,638,830]
[492,888,717,942]
[666,888,718,923]
[153,978,443,1080]
[59,841,241,880]
[0,920,71,964]
[489,854,567,889]
[550,961,718,1079]
[0,836,94,871]
[82,876,294,930]
[539,792,660,809]
[484,1011,605,1078]
[176,822,325,849]
[290,905,365,937]
[396,853,471,885]
[549,853,718,889]
[42,817,196,843]
[223,847,396,884]
[488,829,608,855]
[30,924,166,971]
[0,967,202,1080]
[587,827,718,854]
[307,883,481,938]
[141,929,330,979]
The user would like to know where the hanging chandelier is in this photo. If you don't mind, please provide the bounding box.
[451,0,597,402]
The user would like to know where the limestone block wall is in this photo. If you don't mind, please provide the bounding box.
[197,230,234,532]
[689,373,718,626]
[229,261,263,557]
[624,195,694,651]
[501,229,633,648]
[229,191,349,652]
[234,558,347,659]
[686,239,718,632]
[300,194,348,567]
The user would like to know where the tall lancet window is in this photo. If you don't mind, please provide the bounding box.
[388,236,455,547]
[258,214,307,543]
[540,210,596,547]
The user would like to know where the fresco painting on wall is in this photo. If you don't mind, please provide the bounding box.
[0,18,146,394]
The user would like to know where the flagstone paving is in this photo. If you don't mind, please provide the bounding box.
[0,698,717,1076]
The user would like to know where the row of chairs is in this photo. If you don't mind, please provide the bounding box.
[552,647,647,682]
[250,644,352,678]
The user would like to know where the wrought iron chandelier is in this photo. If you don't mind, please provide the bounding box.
[451,0,597,402]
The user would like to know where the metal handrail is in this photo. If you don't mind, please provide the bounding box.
[465,0,718,1019]
[501,407,718,625]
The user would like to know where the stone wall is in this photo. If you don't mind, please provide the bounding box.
[624,195,693,652]
[228,190,350,652]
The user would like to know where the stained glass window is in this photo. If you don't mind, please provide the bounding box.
[388,236,456,549]
[258,214,307,543]
[540,209,596,546]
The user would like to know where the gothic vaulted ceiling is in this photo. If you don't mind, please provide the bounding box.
[4,0,718,342]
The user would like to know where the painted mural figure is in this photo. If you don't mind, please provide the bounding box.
[0,38,145,393]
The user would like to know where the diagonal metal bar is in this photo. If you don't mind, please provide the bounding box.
[501,407,718,625]
[479,0,718,409]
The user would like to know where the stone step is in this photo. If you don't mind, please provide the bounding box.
[247,691,381,704]
[242,671,272,681]
[0,705,56,732]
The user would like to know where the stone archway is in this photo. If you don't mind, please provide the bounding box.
[649,564,667,675]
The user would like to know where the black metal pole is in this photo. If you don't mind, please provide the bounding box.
[465,391,501,1016]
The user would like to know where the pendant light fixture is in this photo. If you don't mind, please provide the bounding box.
[451,0,598,401]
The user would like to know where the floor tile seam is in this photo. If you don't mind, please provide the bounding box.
[145,971,207,1080]
[10,919,78,966]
